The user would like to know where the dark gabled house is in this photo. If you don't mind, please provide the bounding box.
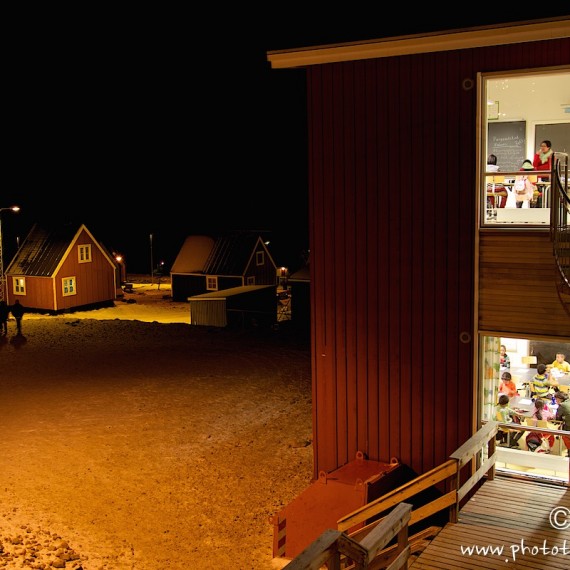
[170,232,277,302]
[5,222,119,313]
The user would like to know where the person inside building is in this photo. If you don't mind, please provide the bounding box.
[554,391,570,458]
[533,139,553,173]
[525,399,555,453]
[548,353,570,374]
[494,394,525,448]
[532,140,553,207]
[514,159,536,208]
[500,344,510,369]
[486,154,507,214]
[530,363,554,401]
[499,372,518,398]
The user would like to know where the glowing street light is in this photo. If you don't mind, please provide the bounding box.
[0,206,21,302]
[150,233,154,285]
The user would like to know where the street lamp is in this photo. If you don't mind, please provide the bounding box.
[150,233,154,285]
[0,206,21,302]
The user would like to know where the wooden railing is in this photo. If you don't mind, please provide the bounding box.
[283,502,412,570]
[282,422,500,569]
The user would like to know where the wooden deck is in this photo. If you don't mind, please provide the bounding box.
[410,476,570,569]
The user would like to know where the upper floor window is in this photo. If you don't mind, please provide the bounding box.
[481,69,569,228]
[78,244,92,263]
[256,251,265,266]
[206,276,218,291]
[62,277,76,296]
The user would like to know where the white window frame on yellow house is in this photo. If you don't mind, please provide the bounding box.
[62,277,76,296]
[12,277,25,295]
[78,244,92,263]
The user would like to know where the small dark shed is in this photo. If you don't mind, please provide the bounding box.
[188,284,276,328]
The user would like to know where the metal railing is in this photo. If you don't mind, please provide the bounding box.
[550,152,570,304]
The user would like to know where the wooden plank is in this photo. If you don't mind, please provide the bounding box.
[359,503,412,558]
[337,460,457,531]
[409,492,456,525]
[456,455,496,502]
[410,477,570,570]
[478,231,570,335]
[283,529,342,570]
[384,547,410,570]
[449,421,496,466]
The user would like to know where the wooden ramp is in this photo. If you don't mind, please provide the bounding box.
[410,477,569,569]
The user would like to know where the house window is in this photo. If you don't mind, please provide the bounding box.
[256,251,265,266]
[78,244,92,263]
[62,277,76,296]
[246,276,255,285]
[481,69,569,228]
[478,334,570,482]
[206,276,218,291]
[13,278,25,295]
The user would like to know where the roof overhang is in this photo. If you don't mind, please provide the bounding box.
[267,18,570,69]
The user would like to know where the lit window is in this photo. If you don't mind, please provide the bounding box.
[481,70,568,228]
[13,277,25,295]
[78,244,92,263]
[63,277,76,296]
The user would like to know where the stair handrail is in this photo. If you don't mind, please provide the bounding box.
[551,152,570,293]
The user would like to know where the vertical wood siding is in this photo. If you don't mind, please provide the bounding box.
[479,231,570,337]
[55,231,116,310]
[307,39,570,477]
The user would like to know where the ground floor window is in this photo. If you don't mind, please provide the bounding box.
[479,335,570,483]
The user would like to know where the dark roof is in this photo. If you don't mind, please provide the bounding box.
[202,232,264,276]
[7,222,81,277]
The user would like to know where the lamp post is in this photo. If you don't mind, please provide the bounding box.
[149,233,154,285]
[0,206,21,302]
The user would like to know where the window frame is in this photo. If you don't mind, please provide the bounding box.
[12,277,26,295]
[479,67,569,230]
[62,276,77,297]
[78,244,92,263]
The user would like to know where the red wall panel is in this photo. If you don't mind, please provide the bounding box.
[307,38,570,477]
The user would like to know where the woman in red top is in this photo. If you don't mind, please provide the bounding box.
[533,139,553,172]
[532,139,553,208]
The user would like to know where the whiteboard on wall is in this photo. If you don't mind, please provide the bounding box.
[488,121,526,172]
[535,122,570,155]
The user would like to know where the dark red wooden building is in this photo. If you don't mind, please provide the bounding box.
[267,17,570,485]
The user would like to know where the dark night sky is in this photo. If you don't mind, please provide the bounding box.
[4,12,569,274]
